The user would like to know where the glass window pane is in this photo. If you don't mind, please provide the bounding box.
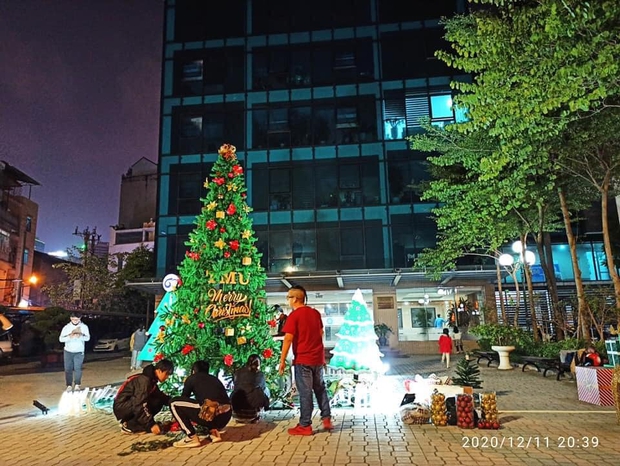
[313,106,335,145]
[430,94,453,119]
[315,163,338,207]
[293,229,316,270]
[290,106,312,146]
[317,229,340,269]
[292,163,315,209]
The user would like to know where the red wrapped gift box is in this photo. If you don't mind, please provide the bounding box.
[576,366,615,406]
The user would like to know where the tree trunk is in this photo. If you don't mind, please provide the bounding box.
[558,187,589,341]
[534,209,563,339]
[496,261,508,324]
[512,269,521,327]
[601,178,620,310]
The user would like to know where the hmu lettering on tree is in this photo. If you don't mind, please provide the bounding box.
[205,271,253,321]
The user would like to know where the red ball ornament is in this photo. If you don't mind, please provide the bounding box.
[198,322,205,329]
[226,203,237,215]
[262,348,273,359]
[267,319,277,328]
[224,251,231,258]
[241,193,247,198]
[220,227,226,233]
[229,240,239,251]
[154,353,164,363]
[224,354,234,366]
[181,344,195,355]
[159,325,165,331]
[228,172,234,178]
[206,219,217,230]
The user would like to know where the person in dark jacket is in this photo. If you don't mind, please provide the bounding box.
[170,360,232,448]
[113,359,173,435]
[231,354,270,423]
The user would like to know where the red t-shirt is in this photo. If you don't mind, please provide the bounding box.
[281,305,325,366]
[438,334,452,354]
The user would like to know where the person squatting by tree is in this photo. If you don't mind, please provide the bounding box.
[113,359,173,435]
[170,360,232,448]
[231,354,271,423]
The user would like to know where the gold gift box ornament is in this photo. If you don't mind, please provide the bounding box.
[225,327,235,336]
[237,336,247,345]
[242,256,252,265]
[216,211,225,219]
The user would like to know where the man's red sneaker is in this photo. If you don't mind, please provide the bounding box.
[288,424,313,436]
[322,417,334,431]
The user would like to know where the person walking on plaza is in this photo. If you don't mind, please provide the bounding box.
[59,312,90,392]
[452,326,463,354]
[130,325,147,371]
[278,285,333,436]
[113,359,173,435]
[439,328,453,368]
[170,360,232,448]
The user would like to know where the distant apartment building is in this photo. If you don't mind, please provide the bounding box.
[109,158,158,269]
[0,161,40,307]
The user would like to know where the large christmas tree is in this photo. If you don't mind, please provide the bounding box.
[153,144,280,393]
[328,289,385,373]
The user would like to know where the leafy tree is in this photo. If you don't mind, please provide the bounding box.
[42,247,114,310]
[30,306,70,351]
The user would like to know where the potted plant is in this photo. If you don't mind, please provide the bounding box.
[469,324,530,370]
[374,323,394,347]
[30,307,70,367]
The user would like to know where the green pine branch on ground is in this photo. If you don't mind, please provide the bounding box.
[452,358,483,389]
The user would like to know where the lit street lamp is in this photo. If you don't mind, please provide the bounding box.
[499,241,536,331]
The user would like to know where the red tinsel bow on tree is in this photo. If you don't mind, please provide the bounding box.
[181,344,195,355]
[213,177,225,186]
[232,165,243,175]
[226,203,237,215]
[206,219,217,230]
[224,354,234,366]
[185,251,200,260]
[262,348,273,359]
[267,319,277,328]
[154,353,164,362]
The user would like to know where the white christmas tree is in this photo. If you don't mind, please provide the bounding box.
[328,289,384,373]
[138,274,179,362]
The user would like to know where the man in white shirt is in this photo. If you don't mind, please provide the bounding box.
[59,312,90,391]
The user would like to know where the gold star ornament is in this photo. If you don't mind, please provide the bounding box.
[206,201,217,211]
[242,230,251,239]
[214,238,226,249]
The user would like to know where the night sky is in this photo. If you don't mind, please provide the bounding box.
[0,0,163,253]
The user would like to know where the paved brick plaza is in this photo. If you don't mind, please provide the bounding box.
[1,354,618,465]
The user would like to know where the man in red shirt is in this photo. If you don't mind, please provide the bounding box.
[278,285,333,435]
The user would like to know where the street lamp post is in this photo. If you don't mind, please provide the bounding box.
[499,241,536,331]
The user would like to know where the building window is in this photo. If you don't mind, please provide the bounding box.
[387,150,430,204]
[381,28,452,80]
[378,0,457,23]
[174,48,245,96]
[174,0,245,41]
[167,163,214,216]
[172,104,245,154]
[383,91,456,138]
[23,248,29,265]
[25,216,32,232]
[252,40,373,91]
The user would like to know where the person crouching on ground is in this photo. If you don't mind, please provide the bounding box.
[231,354,271,423]
[170,360,232,448]
[113,359,173,435]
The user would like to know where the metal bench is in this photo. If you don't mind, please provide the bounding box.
[473,350,499,367]
[521,356,573,381]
